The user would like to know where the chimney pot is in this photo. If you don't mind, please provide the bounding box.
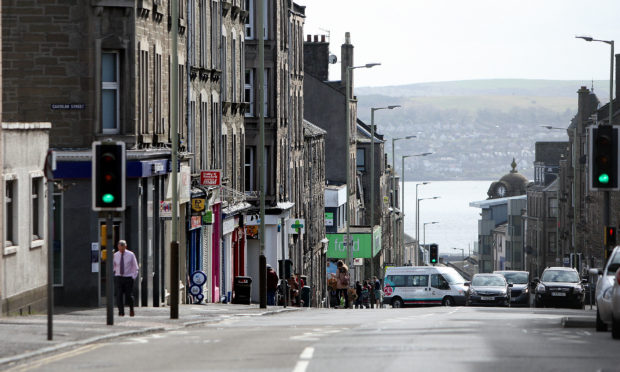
[345,32,351,44]
[307,34,311,42]
[314,35,318,42]
[321,35,325,42]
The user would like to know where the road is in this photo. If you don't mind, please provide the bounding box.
[4,306,619,372]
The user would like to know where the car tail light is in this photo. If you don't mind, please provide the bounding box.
[616,269,620,285]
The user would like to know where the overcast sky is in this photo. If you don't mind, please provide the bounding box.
[296,0,620,87]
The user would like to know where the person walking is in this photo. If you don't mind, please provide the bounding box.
[354,281,363,308]
[373,276,382,308]
[266,264,279,306]
[113,240,139,317]
[336,260,350,308]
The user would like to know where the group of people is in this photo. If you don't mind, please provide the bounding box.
[266,264,306,306]
[334,260,383,309]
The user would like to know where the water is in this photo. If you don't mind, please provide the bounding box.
[402,180,491,255]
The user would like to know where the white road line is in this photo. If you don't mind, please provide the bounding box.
[300,347,314,360]
[292,360,309,372]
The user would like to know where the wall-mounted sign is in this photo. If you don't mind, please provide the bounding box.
[51,103,85,110]
[325,212,334,226]
[200,170,221,186]
[190,216,202,229]
[246,225,258,239]
[191,198,206,213]
[287,219,305,234]
[160,201,172,218]
[203,210,213,225]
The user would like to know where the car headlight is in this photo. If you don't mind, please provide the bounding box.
[603,287,613,300]
[536,284,546,293]
[500,290,507,295]
[522,286,529,294]
[469,289,477,296]
[574,286,584,293]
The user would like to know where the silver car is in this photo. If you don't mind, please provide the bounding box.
[612,268,620,339]
[590,247,620,332]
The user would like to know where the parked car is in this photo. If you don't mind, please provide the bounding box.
[589,247,620,332]
[611,269,620,339]
[466,273,512,307]
[494,270,530,306]
[383,266,468,307]
[533,267,585,309]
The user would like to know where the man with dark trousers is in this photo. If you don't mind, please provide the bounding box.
[113,240,139,316]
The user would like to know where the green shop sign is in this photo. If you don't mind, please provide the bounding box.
[327,226,381,258]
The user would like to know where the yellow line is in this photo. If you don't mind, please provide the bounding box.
[5,343,103,372]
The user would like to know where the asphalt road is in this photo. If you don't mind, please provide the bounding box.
[4,306,620,372]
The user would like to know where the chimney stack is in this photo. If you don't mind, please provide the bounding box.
[314,35,318,42]
[307,34,311,42]
[341,32,354,92]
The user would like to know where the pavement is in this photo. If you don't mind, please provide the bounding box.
[0,303,300,370]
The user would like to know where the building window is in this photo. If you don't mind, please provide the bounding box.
[548,198,558,218]
[139,48,149,134]
[232,35,237,102]
[245,146,255,191]
[222,134,228,179]
[31,176,44,242]
[211,98,221,169]
[102,52,120,134]
[263,68,268,117]
[201,99,209,169]
[356,148,366,171]
[244,69,254,117]
[211,1,219,69]
[245,0,253,39]
[200,0,207,67]
[233,134,237,190]
[154,52,163,135]
[4,179,17,249]
[221,33,227,101]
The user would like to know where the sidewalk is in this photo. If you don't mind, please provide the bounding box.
[0,303,299,369]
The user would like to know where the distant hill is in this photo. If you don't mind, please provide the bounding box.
[355,79,603,181]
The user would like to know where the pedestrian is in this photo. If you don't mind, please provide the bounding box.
[266,264,279,306]
[373,276,382,308]
[354,281,363,308]
[336,260,350,308]
[362,280,371,309]
[113,240,139,317]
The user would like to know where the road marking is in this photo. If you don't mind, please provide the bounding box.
[5,344,103,372]
[292,347,314,372]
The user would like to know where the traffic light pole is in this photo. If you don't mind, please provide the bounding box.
[106,213,114,325]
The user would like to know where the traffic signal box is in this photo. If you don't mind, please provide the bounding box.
[429,244,438,265]
[589,125,619,191]
[92,141,126,211]
[604,226,617,260]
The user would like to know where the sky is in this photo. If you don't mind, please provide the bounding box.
[296,0,620,87]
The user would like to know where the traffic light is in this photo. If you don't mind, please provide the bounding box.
[605,226,617,247]
[92,141,126,211]
[429,244,438,265]
[589,125,619,190]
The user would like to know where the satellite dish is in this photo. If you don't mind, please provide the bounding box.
[328,54,337,64]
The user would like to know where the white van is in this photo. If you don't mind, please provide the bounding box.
[383,266,468,307]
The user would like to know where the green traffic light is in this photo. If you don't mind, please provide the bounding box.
[599,173,610,184]
[102,193,115,204]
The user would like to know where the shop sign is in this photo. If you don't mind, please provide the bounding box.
[191,198,206,213]
[223,217,235,235]
[246,225,258,239]
[203,210,213,225]
[190,216,202,229]
[200,170,221,186]
[287,219,305,234]
[326,228,381,259]
[325,212,334,227]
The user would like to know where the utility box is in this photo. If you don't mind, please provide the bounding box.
[301,285,311,307]
[232,276,252,305]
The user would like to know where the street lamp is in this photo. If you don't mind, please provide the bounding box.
[423,221,439,265]
[370,104,400,277]
[415,182,429,265]
[453,247,465,263]
[401,153,432,265]
[346,62,380,269]
[417,196,440,264]
[391,135,416,263]
[576,35,614,270]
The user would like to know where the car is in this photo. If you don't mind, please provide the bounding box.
[383,266,468,307]
[494,270,530,306]
[533,267,585,309]
[589,247,620,332]
[466,273,512,307]
[611,268,620,339]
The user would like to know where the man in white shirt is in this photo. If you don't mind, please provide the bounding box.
[113,240,139,316]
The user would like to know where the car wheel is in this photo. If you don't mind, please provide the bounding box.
[392,297,403,308]
[612,316,620,339]
[597,309,608,332]
[442,297,454,306]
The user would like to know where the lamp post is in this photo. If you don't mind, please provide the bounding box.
[370,105,400,277]
[423,221,439,265]
[576,35,614,268]
[415,182,429,265]
[453,247,465,264]
[391,135,416,263]
[401,153,432,265]
[346,62,380,269]
[417,196,440,264]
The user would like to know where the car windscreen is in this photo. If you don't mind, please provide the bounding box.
[500,272,528,284]
[541,270,579,283]
[607,253,620,275]
[442,271,465,284]
[472,276,506,287]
